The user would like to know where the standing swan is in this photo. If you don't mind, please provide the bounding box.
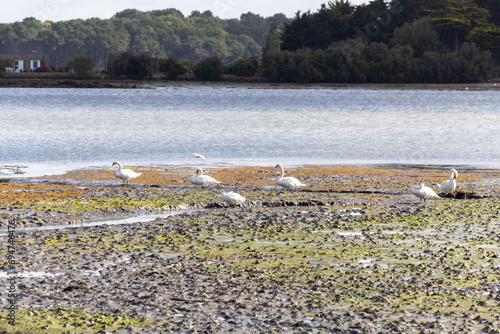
[410,183,440,203]
[190,168,221,187]
[438,169,458,194]
[112,161,141,186]
[222,191,246,206]
[275,164,306,190]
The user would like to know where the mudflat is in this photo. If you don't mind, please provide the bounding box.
[1,164,500,333]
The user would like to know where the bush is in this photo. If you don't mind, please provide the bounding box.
[109,52,156,80]
[65,55,95,76]
[193,56,223,81]
[36,65,52,72]
[230,56,259,76]
[158,57,185,79]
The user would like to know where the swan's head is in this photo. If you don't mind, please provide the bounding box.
[196,168,203,175]
[451,169,458,179]
[112,161,119,167]
[275,164,282,169]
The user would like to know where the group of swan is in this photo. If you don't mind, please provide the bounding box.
[410,169,458,202]
[113,159,457,205]
[112,159,306,206]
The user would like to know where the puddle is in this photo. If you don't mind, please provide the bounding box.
[0,271,64,278]
[0,209,200,235]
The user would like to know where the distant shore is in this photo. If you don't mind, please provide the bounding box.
[1,72,500,90]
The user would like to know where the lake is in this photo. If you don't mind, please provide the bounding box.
[0,84,499,176]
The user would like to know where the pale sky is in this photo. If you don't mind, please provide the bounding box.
[1,0,367,23]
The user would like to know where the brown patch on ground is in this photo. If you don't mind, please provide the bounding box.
[0,183,84,205]
[25,164,500,196]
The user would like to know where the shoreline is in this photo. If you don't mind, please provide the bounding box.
[3,161,500,180]
[1,74,500,90]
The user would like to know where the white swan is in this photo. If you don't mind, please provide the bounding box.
[193,153,205,163]
[190,168,221,187]
[275,164,306,190]
[438,169,458,194]
[410,183,440,202]
[112,161,141,186]
[221,191,245,205]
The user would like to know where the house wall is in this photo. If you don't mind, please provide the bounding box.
[0,55,49,72]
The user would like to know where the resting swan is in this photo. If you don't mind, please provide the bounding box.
[221,191,245,205]
[112,161,141,186]
[410,183,440,202]
[275,164,306,190]
[438,169,458,194]
[190,168,221,187]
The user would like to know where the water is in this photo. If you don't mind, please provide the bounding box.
[1,85,499,175]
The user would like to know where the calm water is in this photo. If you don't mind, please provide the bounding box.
[0,85,499,175]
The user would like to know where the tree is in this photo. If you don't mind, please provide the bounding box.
[428,0,491,51]
[65,55,96,76]
[392,16,446,57]
[469,23,500,62]
[262,23,281,56]
[193,56,223,80]
[0,59,13,77]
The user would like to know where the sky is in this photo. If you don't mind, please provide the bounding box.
[1,0,367,23]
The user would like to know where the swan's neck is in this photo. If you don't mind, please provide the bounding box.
[277,165,285,180]
[116,163,123,171]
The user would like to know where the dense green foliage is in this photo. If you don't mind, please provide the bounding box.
[261,39,493,83]
[65,55,95,76]
[0,10,286,69]
[158,57,186,79]
[1,1,498,83]
[108,52,156,80]
[266,0,498,83]
[0,59,13,70]
[227,56,259,76]
[193,56,223,80]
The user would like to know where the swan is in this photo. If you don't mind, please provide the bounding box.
[112,161,141,186]
[438,169,458,194]
[190,168,221,187]
[221,191,245,205]
[410,183,440,202]
[275,164,306,190]
[193,153,205,163]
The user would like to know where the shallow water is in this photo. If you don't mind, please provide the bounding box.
[0,210,194,235]
[0,86,499,176]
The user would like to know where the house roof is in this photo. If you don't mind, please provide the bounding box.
[0,39,49,56]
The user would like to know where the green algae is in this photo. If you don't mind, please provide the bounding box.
[17,186,500,326]
[0,307,152,333]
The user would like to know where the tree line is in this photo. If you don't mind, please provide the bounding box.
[2,1,499,83]
[0,9,286,69]
[261,0,499,83]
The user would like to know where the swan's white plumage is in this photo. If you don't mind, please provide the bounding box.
[438,169,458,194]
[193,153,205,163]
[112,161,141,185]
[410,183,440,202]
[275,164,306,190]
[190,168,221,187]
[222,191,245,205]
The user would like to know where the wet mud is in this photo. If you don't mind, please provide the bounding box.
[1,164,500,333]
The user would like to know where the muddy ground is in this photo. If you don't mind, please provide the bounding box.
[1,164,500,333]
